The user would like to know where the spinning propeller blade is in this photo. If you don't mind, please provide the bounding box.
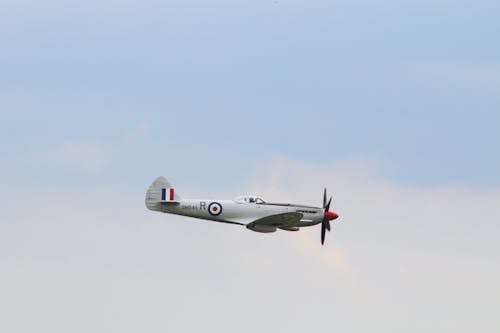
[323,188,327,208]
[321,189,339,245]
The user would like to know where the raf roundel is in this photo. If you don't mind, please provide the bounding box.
[208,202,223,216]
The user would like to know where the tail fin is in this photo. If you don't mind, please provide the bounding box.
[145,176,182,211]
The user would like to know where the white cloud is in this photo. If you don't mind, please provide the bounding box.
[6,120,153,175]
[0,156,499,332]
[30,139,112,172]
[249,156,500,331]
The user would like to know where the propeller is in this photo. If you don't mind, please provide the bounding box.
[321,188,339,245]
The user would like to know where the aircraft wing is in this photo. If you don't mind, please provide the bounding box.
[245,212,303,232]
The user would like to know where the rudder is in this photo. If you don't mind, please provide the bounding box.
[145,176,182,211]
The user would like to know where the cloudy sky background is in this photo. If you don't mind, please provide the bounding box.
[1,0,499,332]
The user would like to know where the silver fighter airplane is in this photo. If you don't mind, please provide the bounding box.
[145,177,340,245]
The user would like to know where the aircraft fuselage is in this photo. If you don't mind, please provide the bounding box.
[159,199,324,227]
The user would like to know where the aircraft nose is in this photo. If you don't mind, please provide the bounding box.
[324,211,339,221]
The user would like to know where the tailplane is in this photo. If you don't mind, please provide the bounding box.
[145,176,182,211]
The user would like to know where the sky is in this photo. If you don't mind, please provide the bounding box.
[1,0,499,332]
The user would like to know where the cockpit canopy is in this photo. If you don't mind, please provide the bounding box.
[234,195,266,204]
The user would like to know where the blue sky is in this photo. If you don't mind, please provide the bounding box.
[2,0,500,188]
[1,0,499,332]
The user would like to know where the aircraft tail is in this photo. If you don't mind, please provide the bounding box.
[145,176,182,211]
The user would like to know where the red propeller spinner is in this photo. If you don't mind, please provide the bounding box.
[324,210,339,221]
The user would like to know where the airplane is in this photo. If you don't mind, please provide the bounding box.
[145,177,340,245]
